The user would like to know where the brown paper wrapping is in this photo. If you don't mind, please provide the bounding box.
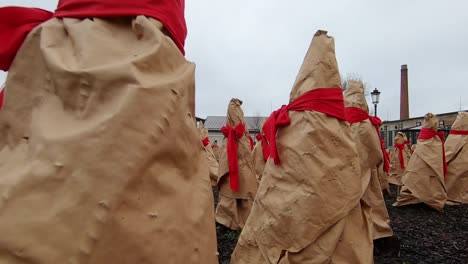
[393,113,447,211]
[252,123,267,183]
[232,31,373,264]
[252,140,266,183]
[444,112,468,204]
[212,142,221,161]
[199,122,220,186]
[215,98,258,230]
[378,162,391,193]
[388,132,412,185]
[344,81,393,240]
[0,17,218,263]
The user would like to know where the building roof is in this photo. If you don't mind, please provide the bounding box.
[204,116,268,131]
[400,125,450,131]
[382,110,467,123]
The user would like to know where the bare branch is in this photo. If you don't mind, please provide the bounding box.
[341,72,371,97]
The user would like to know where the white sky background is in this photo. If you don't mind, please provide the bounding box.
[1,0,467,120]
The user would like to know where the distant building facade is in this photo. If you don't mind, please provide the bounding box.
[202,116,268,145]
[380,110,466,148]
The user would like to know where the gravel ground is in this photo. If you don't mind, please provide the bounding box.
[214,186,468,264]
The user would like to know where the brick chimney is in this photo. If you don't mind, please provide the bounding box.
[400,64,409,120]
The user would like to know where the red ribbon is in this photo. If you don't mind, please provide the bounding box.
[221,123,246,192]
[0,1,186,72]
[263,88,346,165]
[0,84,5,110]
[248,135,254,151]
[394,141,409,170]
[0,7,53,71]
[418,128,447,177]
[450,129,468,135]
[202,137,210,147]
[256,133,270,161]
[345,107,390,173]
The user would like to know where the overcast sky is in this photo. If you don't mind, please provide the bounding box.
[1,0,467,120]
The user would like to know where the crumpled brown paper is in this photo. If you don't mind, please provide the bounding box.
[444,112,468,205]
[199,122,220,186]
[344,80,393,240]
[388,132,412,185]
[216,98,258,230]
[231,30,373,264]
[251,121,267,183]
[0,16,218,263]
[393,113,447,211]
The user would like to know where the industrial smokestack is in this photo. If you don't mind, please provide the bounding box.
[400,64,409,120]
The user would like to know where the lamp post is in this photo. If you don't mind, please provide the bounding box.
[371,88,381,117]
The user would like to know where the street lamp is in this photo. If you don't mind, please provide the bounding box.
[371,88,381,117]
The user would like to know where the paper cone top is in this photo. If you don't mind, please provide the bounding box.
[394,132,408,144]
[226,98,245,127]
[289,30,342,101]
[200,127,209,138]
[451,112,468,131]
[344,80,369,112]
[422,113,438,131]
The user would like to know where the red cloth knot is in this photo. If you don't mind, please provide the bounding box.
[221,123,246,192]
[202,137,210,147]
[418,128,447,177]
[248,135,254,151]
[345,107,390,173]
[263,88,346,165]
[394,140,409,170]
[255,133,270,161]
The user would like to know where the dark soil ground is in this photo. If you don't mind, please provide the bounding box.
[213,185,468,264]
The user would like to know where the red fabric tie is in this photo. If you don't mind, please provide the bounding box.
[0,7,53,71]
[0,84,5,110]
[263,88,346,165]
[248,135,254,151]
[221,123,246,192]
[256,133,270,161]
[345,107,390,173]
[0,1,186,72]
[394,141,408,170]
[202,137,210,147]
[418,128,447,177]
[409,143,414,154]
[450,129,468,135]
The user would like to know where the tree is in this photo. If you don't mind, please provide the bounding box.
[251,111,263,135]
[341,72,371,98]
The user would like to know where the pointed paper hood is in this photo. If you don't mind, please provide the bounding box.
[422,113,438,131]
[289,30,342,101]
[394,132,408,145]
[343,80,369,112]
[450,112,468,131]
[199,127,209,139]
[226,98,245,126]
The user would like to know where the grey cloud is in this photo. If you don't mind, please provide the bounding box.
[1,0,467,119]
